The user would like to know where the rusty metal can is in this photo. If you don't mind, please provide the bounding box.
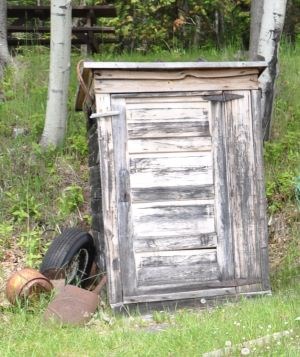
[6,268,53,304]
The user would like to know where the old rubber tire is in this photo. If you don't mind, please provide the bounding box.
[40,228,95,286]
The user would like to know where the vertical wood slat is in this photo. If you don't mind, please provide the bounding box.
[211,100,234,281]
[224,91,261,280]
[96,94,123,305]
[111,97,137,297]
[251,90,270,290]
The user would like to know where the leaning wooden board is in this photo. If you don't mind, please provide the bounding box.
[75,62,270,311]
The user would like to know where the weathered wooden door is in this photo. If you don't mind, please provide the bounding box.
[96,92,236,305]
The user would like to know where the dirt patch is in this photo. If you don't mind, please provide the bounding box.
[0,242,25,307]
[268,207,300,272]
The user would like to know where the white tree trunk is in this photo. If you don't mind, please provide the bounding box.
[40,0,72,147]
[0,0,11,100]
[254,0,287,140]
[249,0,263,60]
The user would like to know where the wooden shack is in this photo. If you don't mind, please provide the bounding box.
[76,62,271,311]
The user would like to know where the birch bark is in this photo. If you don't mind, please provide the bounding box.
[250,0,287,140]
[249,0,263,60]
[0,0,11,100]
[40,0,72,147]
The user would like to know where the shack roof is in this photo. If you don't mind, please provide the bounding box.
[75,61,267,110]
[82,61,267,71]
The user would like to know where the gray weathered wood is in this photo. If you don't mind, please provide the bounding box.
[111,98,137,297]
[126,100,209,108]
[136,249,219,285]
[129,153,213,188]
[251,90,270,290]
[114,92,222,100]
[85,61,269,309]
[91,198,102,215]
[136,278,261,294]
[84,61,267,70]
[137,249,217,267]
[131,184,214,203]
[211,100,234,281]
[122,287,236,304]
[137,263,220,286]
[128,136,212,154]
[133,233,217,252]
[96,93,123,305]
[94,75,259,94]
[132,201,215,237]
[95,68,260,80]
[128,120,210,138]
[224,90,262,281]
[91,187,102,200]
[126,107,209,122]
[91,214,103,234]
[89,165,101,189]
[203,93,244,102]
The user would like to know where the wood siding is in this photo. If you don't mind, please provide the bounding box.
[93,68,261,95]
[89,64,269,308]
[109,94,231,300]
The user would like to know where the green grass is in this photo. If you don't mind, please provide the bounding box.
[0,47,89,266]
[264,44,300,216]
[0,44,244,266]
[0,287,299,356]
[264,43,300,288]
[0,44,299,356]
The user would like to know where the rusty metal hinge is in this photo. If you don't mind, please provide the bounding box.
[202,93,244,102]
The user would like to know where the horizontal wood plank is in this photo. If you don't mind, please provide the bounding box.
[126,101,209,109]
[128,121,210,139]
[124,94,219,103]
[136,278,261,294]
[95,68,259,80]
[137,261,220,286]
[126,107,209,123]
[132,201,215,237]
[133,233,217,252]
[94,75,259,93]
[122,287,237,304]
[130,153,213,188]
[131,184,214,202]
[136,249,217,267]
[85,61,267,71]
[128,137,212,154]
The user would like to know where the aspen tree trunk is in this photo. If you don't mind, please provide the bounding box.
[193,15,201,48]
[40,0,72,147]
[249,0,263,60]
[0,0,11,100]
[249,0,287,140]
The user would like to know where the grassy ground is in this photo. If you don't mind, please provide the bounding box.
[0,44,299,356]
[0,287,299,356]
